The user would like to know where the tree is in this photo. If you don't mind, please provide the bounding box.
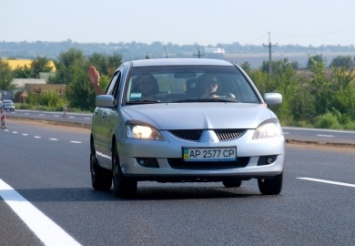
[308,57,332,116]
[267,59,300,125]
[88,52,122,76]
[49,48,117,110]
[107,53,123,75]
[31,56,53,78]
[307,54,325,69]
[58,48,85,68]
[240,62,251,74]
[12,65,32,78]
[251,59,307,125]
[261,58,299,75]
[88,52,108,74]
[48,48,86,84]
[0,59,15,90]
[330,55,355,69]
[65,65,95,111]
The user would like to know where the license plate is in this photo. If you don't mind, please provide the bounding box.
[183,147,237,162]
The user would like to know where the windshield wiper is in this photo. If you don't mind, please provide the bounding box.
[174,98,237,103]
[126,100,161,105]
[127,100,160,104]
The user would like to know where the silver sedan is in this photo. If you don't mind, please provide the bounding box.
[90,58,284,197]
[1,99,15,111]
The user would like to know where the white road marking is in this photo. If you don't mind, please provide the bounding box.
[283,132,289,135]
[53,115,60,118]
[297,177,355,188]
[316,134,334,138]
[70,141,81,144]
[3,129,83,145]
[0,179,81,246]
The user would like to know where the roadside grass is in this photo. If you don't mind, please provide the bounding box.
[15,103,92,114]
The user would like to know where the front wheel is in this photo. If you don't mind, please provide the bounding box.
[112,143,137,198]
[90,152,112,191]
[258,173,283,195]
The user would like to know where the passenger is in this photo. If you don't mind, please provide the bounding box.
[87,66,105,95]
[200,75,235,99]
[134,74,159,100]
[88,66,159,100]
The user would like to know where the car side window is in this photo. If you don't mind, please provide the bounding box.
[106,71,121,96]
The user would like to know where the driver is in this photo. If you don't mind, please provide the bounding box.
[200,75,235,99]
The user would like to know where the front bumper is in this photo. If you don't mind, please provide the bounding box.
[117,130,285,181]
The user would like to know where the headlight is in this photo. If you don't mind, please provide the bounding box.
[126,124,164,140]
[253,121,283,139]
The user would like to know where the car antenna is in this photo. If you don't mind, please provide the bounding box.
[193,45,204,58]
[163,42,169,58]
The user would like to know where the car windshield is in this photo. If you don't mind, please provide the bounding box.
[124,65,260,104]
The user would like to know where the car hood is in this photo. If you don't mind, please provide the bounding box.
[122,103,277,130]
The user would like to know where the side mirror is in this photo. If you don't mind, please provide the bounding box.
[95,95,115,108]
[264,93,282,105]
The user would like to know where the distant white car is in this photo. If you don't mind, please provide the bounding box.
[1,100,15,111]
[90,58,285,198]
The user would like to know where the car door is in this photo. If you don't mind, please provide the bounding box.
[93,71,122,167]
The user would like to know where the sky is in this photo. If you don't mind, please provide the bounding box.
[1,0,355,47]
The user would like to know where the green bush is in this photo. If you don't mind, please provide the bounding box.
[25,91,65,109]
[343,121,355,130]
[314,112,342,129]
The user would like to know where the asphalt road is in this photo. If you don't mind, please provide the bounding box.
[0,119,354,246]
[5,109,355,145]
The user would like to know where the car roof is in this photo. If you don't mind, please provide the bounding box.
[129,58,234,67]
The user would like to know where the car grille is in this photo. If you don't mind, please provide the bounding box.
[169,130,203,141]
[168,157,249,170]
[169,129,246,141]
[214,129,246,141]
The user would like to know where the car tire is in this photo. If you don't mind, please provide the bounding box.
[258,173,283,195]
[222,179,242,188]
[90,147,112,191]
[112,142,137,198]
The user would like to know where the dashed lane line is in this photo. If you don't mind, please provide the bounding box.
[70,141,82,144]
[297,177,355,188]
[0,179,81,246]
[3,129,82,143]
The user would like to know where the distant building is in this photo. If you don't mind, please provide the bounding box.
[10,79,66,103]
[12,78,47,90]
[18,83,67,103]
[204,47,225,54]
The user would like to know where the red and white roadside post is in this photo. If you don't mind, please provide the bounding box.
[0,107,6,129]
[63,105,68,118]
